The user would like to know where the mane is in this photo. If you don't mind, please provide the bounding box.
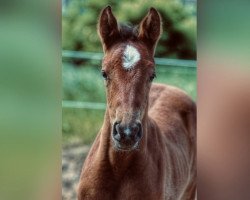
[118,23,139,41]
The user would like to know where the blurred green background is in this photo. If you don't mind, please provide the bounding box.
[62,0,197,145]
[63,0,196,59]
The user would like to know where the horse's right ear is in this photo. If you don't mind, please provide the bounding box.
[98,6,120,51]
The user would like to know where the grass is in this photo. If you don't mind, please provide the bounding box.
[63,62,196,144]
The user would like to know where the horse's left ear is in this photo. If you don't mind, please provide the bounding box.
[98,6,120,52]
[138,8,162,53]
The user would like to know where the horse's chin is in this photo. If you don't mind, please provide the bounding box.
[112,139,140,152]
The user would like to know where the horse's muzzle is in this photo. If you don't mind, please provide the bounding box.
[112,121,142,151]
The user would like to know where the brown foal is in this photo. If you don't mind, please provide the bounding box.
[78,6,196,200]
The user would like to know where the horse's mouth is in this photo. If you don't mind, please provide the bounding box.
[112,138,140,152]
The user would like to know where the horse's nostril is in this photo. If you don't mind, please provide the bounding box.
[113,122,119,133]
[112,122,121,141]
[115,123,120,134]
[136,123,142,139]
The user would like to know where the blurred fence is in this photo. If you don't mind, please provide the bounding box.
[62,50,196,110]
[62,100,106,110]
[62,50,197,68]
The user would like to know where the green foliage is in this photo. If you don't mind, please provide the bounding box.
[63,62,105,102]
[63,109,105,144]
[62,0,196,59]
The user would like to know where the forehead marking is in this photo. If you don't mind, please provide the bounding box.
[122,45,141,70]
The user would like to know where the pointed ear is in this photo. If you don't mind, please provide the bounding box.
[98,6,120,51]
[138,8,162,52]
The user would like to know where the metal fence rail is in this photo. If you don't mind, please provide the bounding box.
[62,50,197,68]
[62,100,106,110]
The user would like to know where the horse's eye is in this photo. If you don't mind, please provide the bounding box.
[101,70,108,80]
[149,72,156,82]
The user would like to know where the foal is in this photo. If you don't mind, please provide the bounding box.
[78,6,196,200]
